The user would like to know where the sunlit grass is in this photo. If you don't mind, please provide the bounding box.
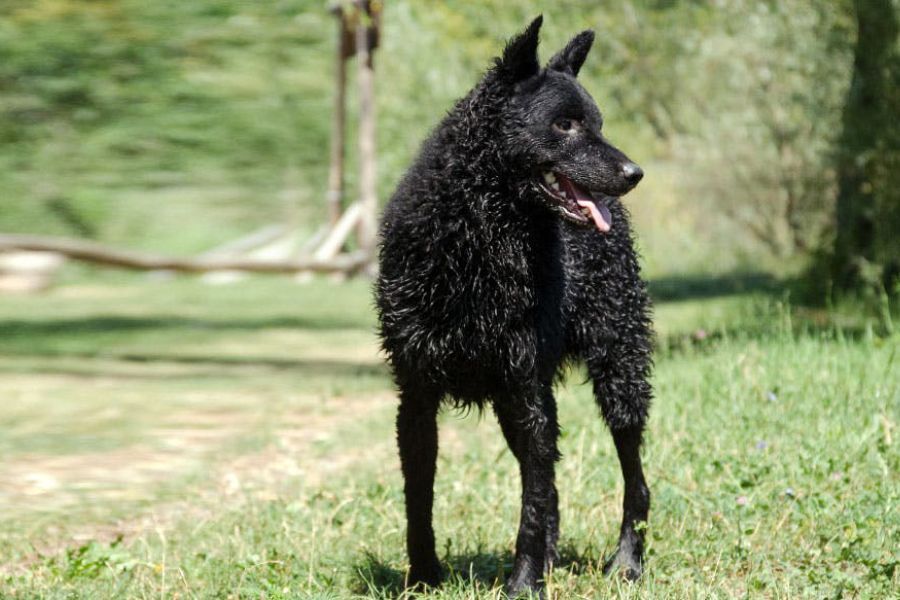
[0,277,896,598]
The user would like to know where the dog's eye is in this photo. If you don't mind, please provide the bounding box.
[552,118,581,134]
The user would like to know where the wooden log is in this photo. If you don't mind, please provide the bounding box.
[314,201,362,261]
[199,224,289,258]
[0,235,368,274]
[298,222,331,255]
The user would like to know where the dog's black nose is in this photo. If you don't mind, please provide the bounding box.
[621,162,643,184]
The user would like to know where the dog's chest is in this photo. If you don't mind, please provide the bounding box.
[426,221,567,385]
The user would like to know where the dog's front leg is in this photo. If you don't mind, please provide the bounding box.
[495,396,561,575]
[602,423,650,580]
[396,384,442,588]
[502,389,560,597]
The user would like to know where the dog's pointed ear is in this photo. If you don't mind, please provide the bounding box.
[547,30,594,77]
[497,15,543,81]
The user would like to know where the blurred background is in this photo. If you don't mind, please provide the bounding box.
[0,1,897,597]
[1,0,897,288]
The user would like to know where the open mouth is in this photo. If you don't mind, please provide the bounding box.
[536,171,614,233]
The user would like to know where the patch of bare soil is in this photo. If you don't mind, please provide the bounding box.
[0,392,396,573]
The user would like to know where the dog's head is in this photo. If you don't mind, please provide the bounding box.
[495,16,643,233]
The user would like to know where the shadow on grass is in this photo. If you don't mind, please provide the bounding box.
[648,271,779,303]
[352,544,599,598]
[1,272,782,337]
[353,553,406,598]
[0,350,389,378]
[655,318,873,359]
[0,314,372,337]
[0,272,786,344]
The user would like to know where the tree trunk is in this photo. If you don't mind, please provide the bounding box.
[830,0,900,291]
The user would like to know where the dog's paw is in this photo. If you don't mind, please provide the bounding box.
[504,573,544,599]
[407,560,443,590]
[602,547,642,581]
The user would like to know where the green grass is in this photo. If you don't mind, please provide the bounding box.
[0,277,897,598]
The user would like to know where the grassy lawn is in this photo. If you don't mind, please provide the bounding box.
[0,277,897,598]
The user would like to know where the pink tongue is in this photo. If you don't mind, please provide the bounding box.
[577,199,611,232]
[559,175,612,233]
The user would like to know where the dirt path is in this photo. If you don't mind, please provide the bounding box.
[0,376,396,571]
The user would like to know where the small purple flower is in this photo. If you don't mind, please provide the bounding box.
[736,495,749,506]
[693,328,708,341]
[830,471,844,481]
[755,440,768,451]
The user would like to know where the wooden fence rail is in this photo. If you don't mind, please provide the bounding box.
[0,235,369,274]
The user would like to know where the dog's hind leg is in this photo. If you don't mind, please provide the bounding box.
[494,386,560,596]
[396,383,443,588]
[494,395,560,574]
[585,338,652,581]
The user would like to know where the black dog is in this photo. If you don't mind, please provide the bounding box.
[376,16,652,596]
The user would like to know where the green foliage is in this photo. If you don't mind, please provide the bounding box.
[0,0,331,252]
[62,537,138,580]
[672,2,854,258]
[0,0,872,278]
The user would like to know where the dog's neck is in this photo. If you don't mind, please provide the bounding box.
[434,80,552,235]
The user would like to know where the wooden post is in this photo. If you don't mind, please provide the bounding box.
[326,4,349,227]
[354,0,378,255]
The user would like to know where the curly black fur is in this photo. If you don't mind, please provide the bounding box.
[375,16,653,596]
